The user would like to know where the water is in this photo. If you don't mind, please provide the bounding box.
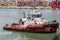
[0,9,60,40]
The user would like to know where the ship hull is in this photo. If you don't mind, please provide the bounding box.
[3,23,59,33]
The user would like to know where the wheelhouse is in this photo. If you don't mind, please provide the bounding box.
[28,10,42,18]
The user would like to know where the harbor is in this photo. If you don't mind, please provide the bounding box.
[0,0,60,40]
[0,9,59,40]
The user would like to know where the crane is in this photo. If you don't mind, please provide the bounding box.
[52,0,60,9]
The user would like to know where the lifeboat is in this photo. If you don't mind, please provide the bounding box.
[3,10,59,33]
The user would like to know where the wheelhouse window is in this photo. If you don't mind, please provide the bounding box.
[37,14,42,18]
[32,14,36,18]
[32,14,42,18]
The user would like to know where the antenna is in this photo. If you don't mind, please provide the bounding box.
[33,0,36,9]
[23,12,26,18]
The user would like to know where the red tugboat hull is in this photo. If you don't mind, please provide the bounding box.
[3,23,59,33]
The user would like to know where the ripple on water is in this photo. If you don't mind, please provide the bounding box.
[0,31,12,35]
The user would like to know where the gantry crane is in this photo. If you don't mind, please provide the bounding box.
[52,0,60,8]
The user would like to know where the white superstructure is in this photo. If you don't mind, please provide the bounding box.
[20,10,47,27]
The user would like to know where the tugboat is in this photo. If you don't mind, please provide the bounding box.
[3,10,59,33]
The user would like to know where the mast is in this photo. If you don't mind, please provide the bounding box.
[23,12,26,18]
[28,0,36,17]
[33,0,36,9]
[32,0,36,14]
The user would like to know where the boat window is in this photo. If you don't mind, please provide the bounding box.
[27,17,31,20]
[37,14,42,18]
[11,23,19,26]
[37,14,40,18]
[32,14,42,18]
[32,14,36,18]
